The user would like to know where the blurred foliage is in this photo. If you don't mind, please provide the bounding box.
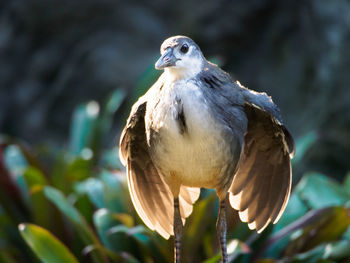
[0,82,350,263]
[0,0,349,261]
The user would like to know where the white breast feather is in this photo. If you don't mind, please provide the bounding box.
[152,80,231,189]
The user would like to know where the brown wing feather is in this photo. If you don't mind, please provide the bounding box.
[229,103,293,233]
[119,94,200,239]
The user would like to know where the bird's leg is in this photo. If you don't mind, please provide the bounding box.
[174,197,183,263]
[217,198,228,263]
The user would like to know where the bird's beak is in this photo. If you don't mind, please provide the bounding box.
[155,48,177,70]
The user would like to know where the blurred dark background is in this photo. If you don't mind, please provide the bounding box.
[1,1,350,262]
[1,0,349,182]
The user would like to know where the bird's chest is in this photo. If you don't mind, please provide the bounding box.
[145,81,232,188]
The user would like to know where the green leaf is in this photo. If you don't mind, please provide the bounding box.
[66,157,92,182]
[285,207,350,255]
[3,145,28,171]
[94,89,126,158]
[274,193,309,231]
[75,170,129,213]
[69,101,100,156]
[343,172,350,196]
[3,145,30,205]
[323,240,350,260]
[75,178,105,208]
[105,225,141,254]
[93,208,133,251]
[100,170,129,213]
[254,259,277,263]
[203,239,250,263]
[262,208,332,258]
[99,147,122,170]
[73,193,94,225]
[0,250,18,263]
[23,167,47,187]
[18,223,79,263]
[82,245,136,263]
[93,209,114,245]
[292,131,318,164]
[203,253,221,263]
[107,224,168,262]
[183,192,217,260]
[288,245,326,263]
[51,153,70,192]
[44,187,84,224]
[105,89,126,115]
[23,167,50,227]
[295,173,350,209]
[43,186,108,263]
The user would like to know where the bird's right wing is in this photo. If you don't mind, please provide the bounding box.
[119,90,200,239]
[199,63,293,233]
[229,87,294,233]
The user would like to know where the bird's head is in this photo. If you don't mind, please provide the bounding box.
[155,36,205,80]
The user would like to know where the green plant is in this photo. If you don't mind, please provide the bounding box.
[1,82,350,262]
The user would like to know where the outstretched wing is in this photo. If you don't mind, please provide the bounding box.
[229,87,294,233]
[119,91,200,239]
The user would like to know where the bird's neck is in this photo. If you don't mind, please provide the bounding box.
[164,62,204,82]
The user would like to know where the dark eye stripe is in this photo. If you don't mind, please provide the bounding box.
[180,44,189,54]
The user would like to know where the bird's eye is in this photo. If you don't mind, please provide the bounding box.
[180,44,189,54]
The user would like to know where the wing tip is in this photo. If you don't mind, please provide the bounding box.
[118,148,127,166]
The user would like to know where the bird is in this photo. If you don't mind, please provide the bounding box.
[119,35,294,263]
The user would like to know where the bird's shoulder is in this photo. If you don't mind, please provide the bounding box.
[199,62,235,89]
[198,62,247,105]
[199,61,283,123]
[197,62,294,151]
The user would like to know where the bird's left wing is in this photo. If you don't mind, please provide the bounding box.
[119,91,199,239]
[229,85,294,233]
